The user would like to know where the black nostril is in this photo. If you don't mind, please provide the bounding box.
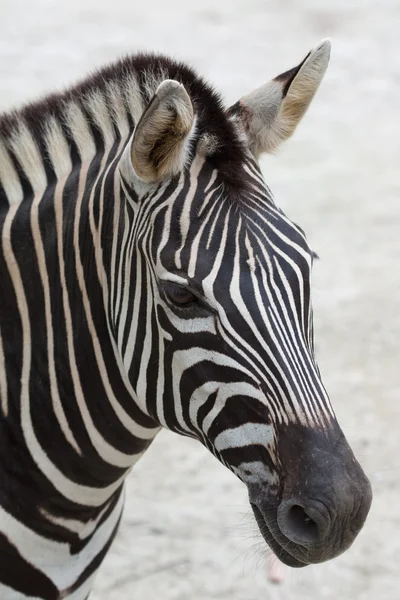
[277,499,329,547]
[285,505,319,543]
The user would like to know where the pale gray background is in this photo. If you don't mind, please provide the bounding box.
[1,1,399,598]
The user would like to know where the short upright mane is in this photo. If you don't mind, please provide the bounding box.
[0,54,247,190]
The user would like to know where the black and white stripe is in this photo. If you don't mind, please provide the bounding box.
[0,49,356,599]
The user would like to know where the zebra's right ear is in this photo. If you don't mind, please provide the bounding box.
[130,80,195,183]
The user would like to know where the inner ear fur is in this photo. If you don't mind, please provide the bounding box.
[131,79,195,182]
[228,39,331,156]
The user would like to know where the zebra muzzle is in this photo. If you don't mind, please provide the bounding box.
[249,423,372,566]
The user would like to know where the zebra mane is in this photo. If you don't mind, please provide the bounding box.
[0,54,247,193]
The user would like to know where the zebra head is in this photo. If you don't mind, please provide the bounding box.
[116,40,372,566]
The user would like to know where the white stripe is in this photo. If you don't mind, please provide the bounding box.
[188,187,224,277]
[214,423,274,453]
[86,91,116,149]
[122,73,144,125]
[109,156,122,325]
[0,489,124,591]
[8,123,47,194]
[188,380,266,436]
[29,126,81,454]
[114,202,131,329]
[0,139,23,205]
[63,103,97,162]
[40,496,113,540]
[174,155,205,269]
[105,80,130,139]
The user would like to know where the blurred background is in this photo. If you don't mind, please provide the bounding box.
[1,0,399,598]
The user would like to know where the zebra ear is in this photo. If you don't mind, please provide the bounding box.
[130,80,195,183]
[228,39,331,156]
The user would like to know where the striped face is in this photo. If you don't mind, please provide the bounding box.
[119,153,317,481]
[158,154,331,430]
[117,145,371,566]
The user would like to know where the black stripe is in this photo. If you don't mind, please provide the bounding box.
[0,532,59,599]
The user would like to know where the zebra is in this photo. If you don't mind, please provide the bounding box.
[0,39,372,599]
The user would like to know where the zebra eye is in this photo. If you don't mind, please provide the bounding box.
[162,283,197,307]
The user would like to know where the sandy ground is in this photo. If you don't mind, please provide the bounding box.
[1,1,399,598]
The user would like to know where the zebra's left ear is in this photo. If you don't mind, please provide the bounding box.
[228,39,331,156]
[130,80,195,183]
